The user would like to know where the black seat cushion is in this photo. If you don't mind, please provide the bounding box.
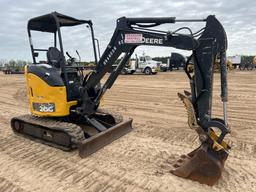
[47,47,64,68]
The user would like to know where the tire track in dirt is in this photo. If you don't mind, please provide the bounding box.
[0,134,172,192]
[0,176,29,192]
[0,120,233,192]
[0,72,256,192]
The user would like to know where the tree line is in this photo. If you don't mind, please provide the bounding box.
[0,55,255,69]
[0,59,31,67]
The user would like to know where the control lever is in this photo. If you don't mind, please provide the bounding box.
[66,51,72,59]
[76,50,81,62]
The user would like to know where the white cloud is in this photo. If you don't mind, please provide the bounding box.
[0,0,256,61]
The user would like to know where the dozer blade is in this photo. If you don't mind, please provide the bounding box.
[79,119,132,158]
[170,143,228,186]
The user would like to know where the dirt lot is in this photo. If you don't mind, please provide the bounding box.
[0,71,255,192]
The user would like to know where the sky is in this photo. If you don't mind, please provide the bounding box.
[0,0,256,62]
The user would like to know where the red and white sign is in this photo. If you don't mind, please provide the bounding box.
[124,34,143,43]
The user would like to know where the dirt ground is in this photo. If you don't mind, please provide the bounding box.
[0,71,255,192]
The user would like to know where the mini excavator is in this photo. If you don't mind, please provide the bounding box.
[11,12,231,185]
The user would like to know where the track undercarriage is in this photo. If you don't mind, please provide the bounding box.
[11,109,133,157]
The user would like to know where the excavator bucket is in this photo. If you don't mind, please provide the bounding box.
[173,92,230,185]
[79,119,132,158]
[170,143,228,186]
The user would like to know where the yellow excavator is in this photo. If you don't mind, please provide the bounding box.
[11,12,230,185]
[187,57,233,73]
[214,57,233,72]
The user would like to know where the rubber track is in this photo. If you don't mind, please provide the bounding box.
[12,114,85,150]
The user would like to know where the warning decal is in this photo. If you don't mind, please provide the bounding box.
[124,34,143,43]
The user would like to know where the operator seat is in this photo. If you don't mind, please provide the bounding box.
[47,47,64,68]
[47,47,80,101]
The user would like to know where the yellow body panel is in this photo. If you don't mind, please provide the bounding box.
[25,66,77,117]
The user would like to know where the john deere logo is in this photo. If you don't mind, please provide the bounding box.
[125,34,163,45]
[141,37,163,45]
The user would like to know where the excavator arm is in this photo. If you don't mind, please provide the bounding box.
[80,15,229,140]
[78,15,231,185]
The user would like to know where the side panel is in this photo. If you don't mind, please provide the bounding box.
[25,68,77,116]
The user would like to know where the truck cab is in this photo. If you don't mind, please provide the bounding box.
[122,54,160,75]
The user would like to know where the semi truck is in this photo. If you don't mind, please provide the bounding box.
[228,55,255,70]
[167,52,186,71]
[227,55,241,69]
[121,54,161,75]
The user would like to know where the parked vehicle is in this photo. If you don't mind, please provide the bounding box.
[167,52,186,71]
[122,54,161,75]
[2,65,24,74]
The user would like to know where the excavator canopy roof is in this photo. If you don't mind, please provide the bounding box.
[28,11,92,33]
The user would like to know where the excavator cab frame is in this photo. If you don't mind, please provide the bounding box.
[27,12,98,80]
